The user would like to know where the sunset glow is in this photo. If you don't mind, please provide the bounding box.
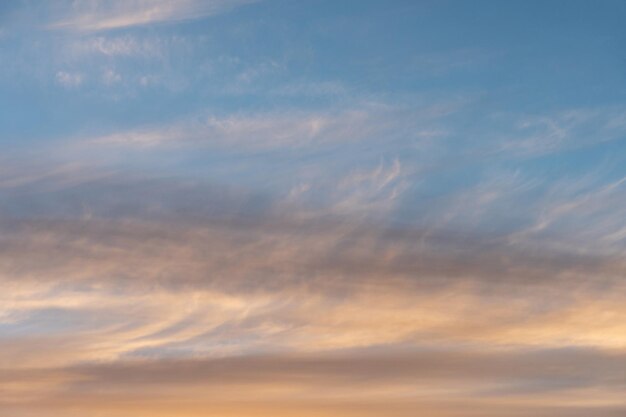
[1,1,625,416]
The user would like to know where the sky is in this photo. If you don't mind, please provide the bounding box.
[1,1,626,416]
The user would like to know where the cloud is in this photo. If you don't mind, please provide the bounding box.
[497,107,626,157]
[272,81,348,97]
[283,159,409,219]
[1,164,625,377]
[2,135,626,416]
[55,71,84,87]
[102,68,122,84]
[2,1,625,415]
[47,0,258,32]
[1,348,625,416]
[68,35,167,58]
[507,174,626,255]
[83,104,451,150]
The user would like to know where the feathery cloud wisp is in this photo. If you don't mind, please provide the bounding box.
[48,0,258,32]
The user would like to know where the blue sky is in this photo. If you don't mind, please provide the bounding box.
[1,2,626,416]
[2,1,626,217]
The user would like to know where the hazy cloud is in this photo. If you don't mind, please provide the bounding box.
[47,0,258,32]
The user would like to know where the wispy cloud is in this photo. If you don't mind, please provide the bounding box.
[3,125,626,417]
[498,107,626,157]
[83,104,453,150]
[55,71,84,88]
[2,1,626,415]
[2,345,625,415]
[68,35,168,58]
[1,165,625,369]
[47,0,258,32]
[285,159,409,219]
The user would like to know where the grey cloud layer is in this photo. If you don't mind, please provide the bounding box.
[1,169,625,366]
[1,153,626,417]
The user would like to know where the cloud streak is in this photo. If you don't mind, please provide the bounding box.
[84,104,440,150]
[47,0,258,32]
[2,348,625,416]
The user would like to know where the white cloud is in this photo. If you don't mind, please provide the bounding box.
[84,104,447,150]
[331,159,407,216]
[508,174,626,254]
[55,71,84,87]
[48,0,258,32]
[273,81,347,97]
[102,68,122,85]
[499,107,626,157]
[70,35,166,58]
[282,159,408,220]
[138,74,159,86]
